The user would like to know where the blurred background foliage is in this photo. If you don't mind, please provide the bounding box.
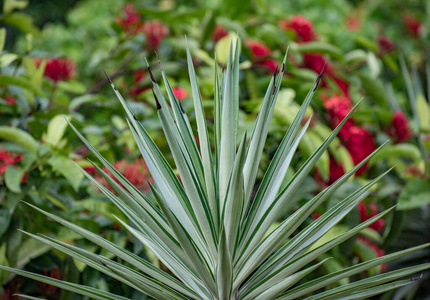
[0,0,429,298]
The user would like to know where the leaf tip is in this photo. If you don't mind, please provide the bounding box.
[148,65,156,83]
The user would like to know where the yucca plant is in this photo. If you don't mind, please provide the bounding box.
[1,40,429,300]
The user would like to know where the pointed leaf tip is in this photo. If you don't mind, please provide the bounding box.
[155,52,163,71]
[103,70,113,84]
[148,66,156,83]
[312,61,327,91]
[152,89,161,109]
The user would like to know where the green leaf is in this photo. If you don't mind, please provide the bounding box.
[5,164,24,193]
[278,243,430,299]
[0,265,130,300]
[22,56,45,89]
[47,155,83,191]
[23,202,194,298]
[369,143,422,166]
[0,53,18,67]
[307,263,430,299]
[69,94,104,111]
[291,41,343,59]
[0,28,5,53]
[1,12,38,35]
[0,126,39,155]
[398,178,430,210]
[216,227,232,299]
[3,0,29,13]
[416,93,430,130]
[215,33,240,65]
[43,115,71,148]
[0,75,44,96]
[57,80,86,94]
[13,295,46,300]
[0,244,9,284]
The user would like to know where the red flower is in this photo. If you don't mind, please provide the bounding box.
[172,87,188,100]
[402,13,422,37]
[213,24,229,42]
[322,95,376,176]
[95,158,152,193]
[82,166,97,174]
[342,125,376,175]
[142,20,169,50]
[0,144,23,174]
[346,16,361,31]
[358,202,385,232]
[4,95,16,105]
[323,94,353,129]
[259,59,279,73]
[329,157,346,184]
[387,110,413,143]
[35,58,76,82]
[377,36,395,55]
[279,15,317,42]
[245,39,271,58]
[245,39,278,73]
[116,2,141,34]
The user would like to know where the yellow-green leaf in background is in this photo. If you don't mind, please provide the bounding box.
[215,33,241,65]
[0,28,5,53]
[0,244,9,284]
[1,12,38,35]
[23,56,45,89]
[43,115,71,148]
[0,126,39,155]
[3,0,29,14]
[0,53,18,67]
[416,93,430,130]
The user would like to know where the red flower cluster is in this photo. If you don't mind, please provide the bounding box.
[0,145,23,174]
[402,13,422,37]
[323,95,376,181]
[116,3,169,49]
[386,110,413,143]
[116,3,141,33]
[95,158,152,193]
[346,16,361,31]
[279,15,318,42]
[35,58,76,82]
[280,16,349,96]
[377,36,395,56]
[213,24,229,42]
[3,95,16,105]
[141,20,170,50]
[245,39,278,73]
[358,201,385,232]
[172,87,188,100]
